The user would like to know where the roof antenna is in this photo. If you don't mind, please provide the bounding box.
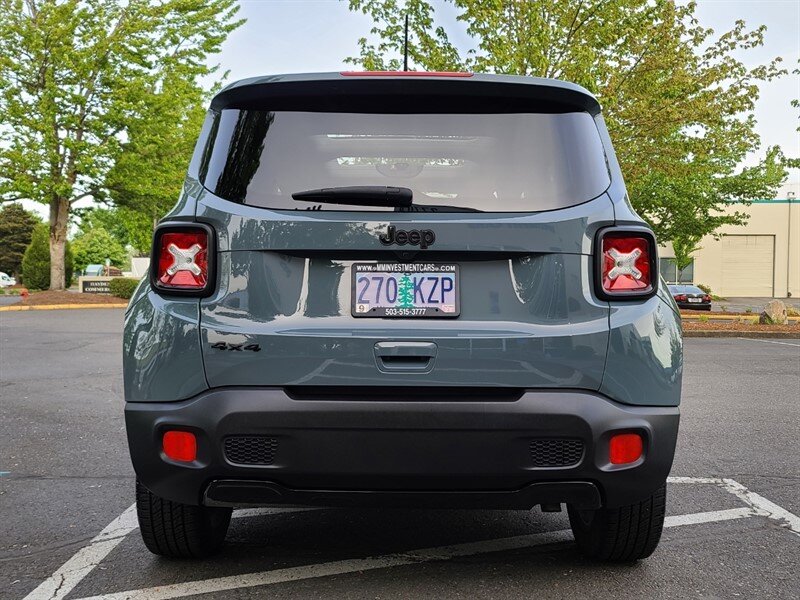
[403,13,409,71]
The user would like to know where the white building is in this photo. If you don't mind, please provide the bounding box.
[659,183,800,298]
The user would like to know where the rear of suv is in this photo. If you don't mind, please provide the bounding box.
[124,72,682,562]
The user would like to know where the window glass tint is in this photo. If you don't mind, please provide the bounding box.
[201,110,610,212]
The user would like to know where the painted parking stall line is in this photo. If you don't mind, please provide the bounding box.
[735,337,800,347]
[22,504,138,600]
[22,477,800,600]
[71,508,760,600]
[20,507,314,600]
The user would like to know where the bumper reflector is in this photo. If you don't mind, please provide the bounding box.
[163,431,197,462]
[609,433,643,465]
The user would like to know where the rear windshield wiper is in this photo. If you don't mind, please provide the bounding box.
[292,186,412,208]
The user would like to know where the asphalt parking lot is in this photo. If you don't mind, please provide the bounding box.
[1,309,798,599]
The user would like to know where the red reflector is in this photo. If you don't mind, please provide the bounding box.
[156,230,208,289]
[601,235,652,293]
[609,433,643,465]
[163,431,197,462]
[340,71,473,77]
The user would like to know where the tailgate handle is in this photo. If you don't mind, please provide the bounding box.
[374,342,437,372]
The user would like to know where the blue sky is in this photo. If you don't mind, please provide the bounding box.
[210,0,800,182]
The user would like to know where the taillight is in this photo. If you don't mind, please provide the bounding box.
[595,227,658,300]
[703,295,711,302]
[675,294,687,302]
[151,224,215,296]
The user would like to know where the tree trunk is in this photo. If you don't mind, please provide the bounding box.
[49,197,70,291]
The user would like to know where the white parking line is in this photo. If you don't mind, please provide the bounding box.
[21,477,800,600]
[720,478,800,536]
[22,504,138,600]
[72,508,756,600]
[736,337,800,347]
[21,507,313,600]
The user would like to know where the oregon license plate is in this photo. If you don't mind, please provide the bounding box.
[352,263,459,318]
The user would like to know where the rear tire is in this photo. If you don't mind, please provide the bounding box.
[136,480,232,558]
[568,483,666,562]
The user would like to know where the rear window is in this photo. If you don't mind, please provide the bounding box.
[199,110,610,212]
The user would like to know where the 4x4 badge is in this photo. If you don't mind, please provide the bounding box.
[211,342,261,352]
[379,226,435,249]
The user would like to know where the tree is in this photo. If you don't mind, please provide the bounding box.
[22,223,73,289]
[0,203,40,278]
[0,0,243,290]
[672,235,702,281]
[75,207,132,248]
[105,71,210,255]
[71,226,128,273]
[345,0,788,250]
[397,274,415,307]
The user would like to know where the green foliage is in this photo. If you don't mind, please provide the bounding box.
[0,203,40,278]
[672,236,702,273]
[109,277,139,299]
[22,224,73,289]
[75,207,132,247]
[696,283,712,295]
[346,0,788,245]
[75,205,159,256]
[0,0,243,289]
[71,227,128,273]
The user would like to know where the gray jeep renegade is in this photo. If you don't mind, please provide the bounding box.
[124,72,682,561]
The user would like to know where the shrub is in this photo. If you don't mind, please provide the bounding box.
[787,306,800,317]
[0,203,40,279]
[21,224,73,289]
[109,277,139,299]
[697,283,712,294]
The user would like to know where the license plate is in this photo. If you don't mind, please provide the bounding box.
[352,263,459,318]
[688,298,701,303]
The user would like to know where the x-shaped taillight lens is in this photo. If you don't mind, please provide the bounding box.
[154,229,209,291]
[600,232,654,296]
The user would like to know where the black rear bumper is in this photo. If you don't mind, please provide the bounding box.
[126,388,679,510]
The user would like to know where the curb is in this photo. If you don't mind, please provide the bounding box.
[683,330,799,339]
[0,303,128,312]
[681,314,800,322]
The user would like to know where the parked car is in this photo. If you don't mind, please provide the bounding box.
[84,264,104,276]
[668,284,712,311]
[0,272,16,288]
[124,72,682,562]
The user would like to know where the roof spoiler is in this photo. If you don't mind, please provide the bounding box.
[210,72,601,115]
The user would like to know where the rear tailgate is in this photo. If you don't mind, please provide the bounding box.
[198,195,613,389]
[194,73,613,391]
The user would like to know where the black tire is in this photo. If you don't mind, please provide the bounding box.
[568,483,666,562]
[136,480,232,558]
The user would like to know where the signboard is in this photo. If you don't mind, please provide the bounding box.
[79,276,114,294]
